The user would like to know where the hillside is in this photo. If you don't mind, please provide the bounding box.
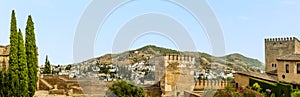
[79,45,265,72]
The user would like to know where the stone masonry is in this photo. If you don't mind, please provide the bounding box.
[157,54,195,97]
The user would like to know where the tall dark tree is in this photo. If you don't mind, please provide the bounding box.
[8,10,20,96]
[1,72,10,96]
[25,15,38,96]
[17,29,29,96]
[43,55,51,74]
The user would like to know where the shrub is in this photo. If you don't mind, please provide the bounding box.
[249,78,292,97]
[252,83,262,92]
[291,90,300,97]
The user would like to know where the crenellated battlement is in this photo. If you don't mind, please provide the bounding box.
[265,37,297,42]
[164,54,195,62]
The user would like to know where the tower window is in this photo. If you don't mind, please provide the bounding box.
[286,64,289,73]
[272,64,277,68]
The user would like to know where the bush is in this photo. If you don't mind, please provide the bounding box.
[291,90,300,97]
[249,78,292,97]
[252,83,262,92]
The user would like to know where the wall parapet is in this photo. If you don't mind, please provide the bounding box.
[265,37,297,42]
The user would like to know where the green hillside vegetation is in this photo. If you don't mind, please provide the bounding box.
[224,53,264,69]
[134,45,179,55]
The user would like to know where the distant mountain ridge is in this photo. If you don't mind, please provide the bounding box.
[79,45,265,72]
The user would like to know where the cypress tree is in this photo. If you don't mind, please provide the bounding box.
[1,71,9,96]
[17,29,29,97]
[25,15,38,96]
[43,55,51,74]
[8,10,20,96]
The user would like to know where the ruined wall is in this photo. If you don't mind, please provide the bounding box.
[265,37,296,72]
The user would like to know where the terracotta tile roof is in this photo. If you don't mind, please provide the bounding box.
[235,71,278,82]
[266,69,278,76]
[277,54,300,61]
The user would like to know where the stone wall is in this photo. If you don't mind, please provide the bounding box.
[38,75,84,95]
[277,61,300,84]
[233,73,250,88]
[144,85,162,97]
[194,80,233,89]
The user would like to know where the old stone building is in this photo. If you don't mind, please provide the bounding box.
[0,45,9,71]
[156,54,195,97]
[265,37,300,84]
[234,37,300,88]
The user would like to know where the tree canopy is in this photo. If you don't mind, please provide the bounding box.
[108,80,145,97]
[25,15,38,96]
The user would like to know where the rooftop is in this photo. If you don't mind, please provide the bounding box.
[235,71,277,83]
[277,54,300,61]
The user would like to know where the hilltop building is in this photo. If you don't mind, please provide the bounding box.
[234,37,300,91]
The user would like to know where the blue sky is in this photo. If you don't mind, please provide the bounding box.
[1,0,300,65]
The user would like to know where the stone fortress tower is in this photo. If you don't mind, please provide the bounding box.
[265,37,300,84]
[265,37,300,72]
[156,54,195,97]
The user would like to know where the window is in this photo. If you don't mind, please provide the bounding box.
[286,64,289,73]
[272,63,277,68]
[298,64,300,74]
